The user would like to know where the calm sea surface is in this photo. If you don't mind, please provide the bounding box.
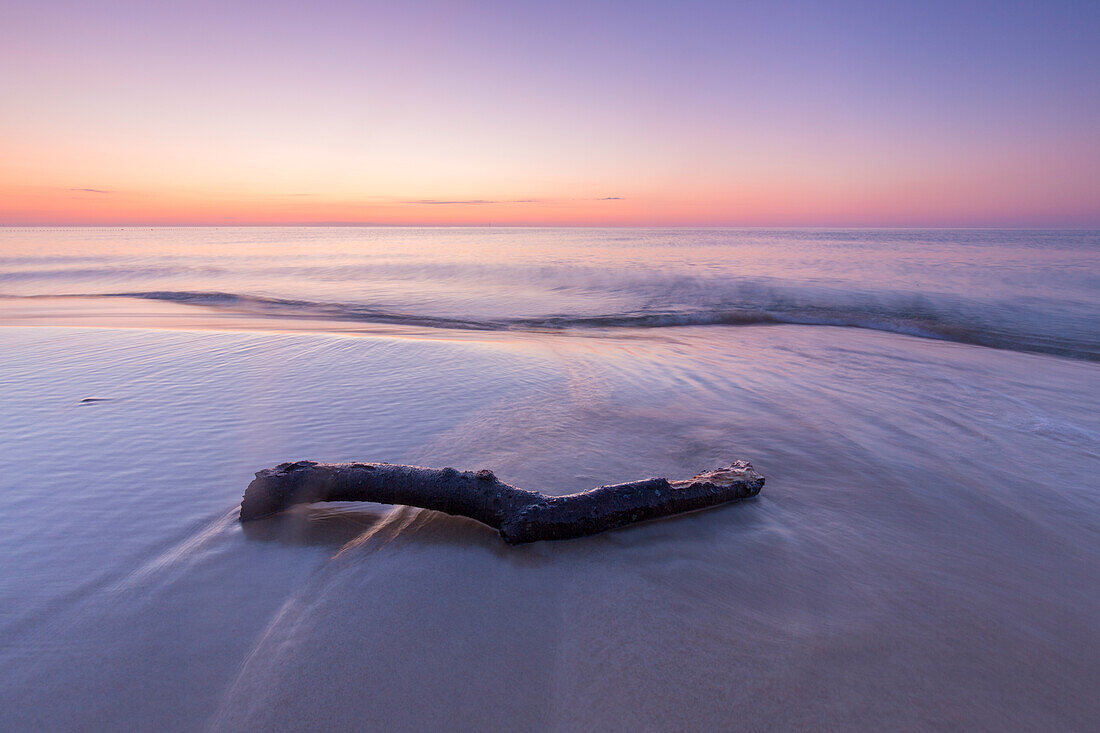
[1,228,1097,730]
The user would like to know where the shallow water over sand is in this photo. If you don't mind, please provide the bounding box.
[1,321,1097,730]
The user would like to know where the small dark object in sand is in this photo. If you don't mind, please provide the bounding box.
[79,397,111,404]
[240,460,764,544]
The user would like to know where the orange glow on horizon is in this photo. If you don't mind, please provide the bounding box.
[3,175,1096,228]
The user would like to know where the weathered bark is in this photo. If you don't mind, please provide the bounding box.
[240,460,764,544]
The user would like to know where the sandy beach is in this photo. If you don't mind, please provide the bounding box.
[2,306,1097,729]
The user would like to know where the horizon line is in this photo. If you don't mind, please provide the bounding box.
[3,223,1098,231]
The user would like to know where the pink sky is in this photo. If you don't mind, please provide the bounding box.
[2,1,1098,227]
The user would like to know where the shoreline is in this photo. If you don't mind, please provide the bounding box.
[2,295,1096,362]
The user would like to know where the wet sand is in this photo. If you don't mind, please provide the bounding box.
[1,319,1097,730]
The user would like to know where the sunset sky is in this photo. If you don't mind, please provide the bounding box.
[2,0,1098,227]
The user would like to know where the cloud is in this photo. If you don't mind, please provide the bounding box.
[69,188,113,194]
[402,197,622,205]
[404,199,540,205]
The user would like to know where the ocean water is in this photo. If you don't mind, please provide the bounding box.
[0,228,1098,730]
[2,227,1098,358]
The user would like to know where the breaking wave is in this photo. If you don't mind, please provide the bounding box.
[29,288,1096,360]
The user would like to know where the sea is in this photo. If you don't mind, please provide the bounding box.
[1,227,1097,730]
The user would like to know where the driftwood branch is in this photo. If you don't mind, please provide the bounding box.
[240,460,764,544]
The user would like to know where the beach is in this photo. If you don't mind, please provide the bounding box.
[7,0,1099,725]
[1,228,1098,730]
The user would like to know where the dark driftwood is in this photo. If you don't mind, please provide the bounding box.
[240,460,764,544]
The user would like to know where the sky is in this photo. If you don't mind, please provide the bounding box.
[1,0,1098,226]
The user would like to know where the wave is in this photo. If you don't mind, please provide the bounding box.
[15,289,1090,360]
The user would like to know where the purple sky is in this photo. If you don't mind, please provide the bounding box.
[2,0,1098,225]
